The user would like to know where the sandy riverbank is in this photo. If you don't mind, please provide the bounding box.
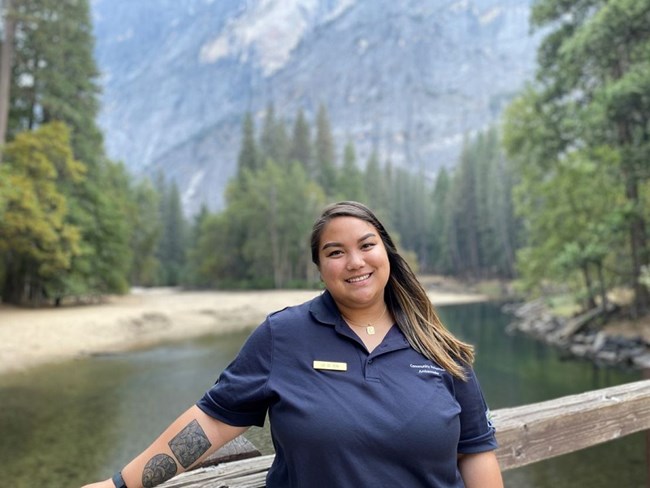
[0,287,487,375]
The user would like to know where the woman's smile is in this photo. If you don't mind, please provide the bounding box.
[346,273,372,284]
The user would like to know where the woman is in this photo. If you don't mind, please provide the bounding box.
[83,201,503,488]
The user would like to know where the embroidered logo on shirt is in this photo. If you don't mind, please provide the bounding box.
[409,363,444,376]
[486,409,495,430]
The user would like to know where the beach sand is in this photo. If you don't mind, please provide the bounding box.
[0,288,487,375]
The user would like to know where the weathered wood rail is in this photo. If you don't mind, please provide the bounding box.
[160,379,650,487]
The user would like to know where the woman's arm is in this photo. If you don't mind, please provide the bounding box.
[82,405,249,488]
[458,450,504,488]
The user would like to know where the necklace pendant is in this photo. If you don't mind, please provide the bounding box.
[366,325,376,335]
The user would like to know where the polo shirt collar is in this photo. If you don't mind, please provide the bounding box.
[309,290,410,353]
[309,289,342,326]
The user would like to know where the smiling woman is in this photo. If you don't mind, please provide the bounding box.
[81,201,503,488]
[316,216,391,350]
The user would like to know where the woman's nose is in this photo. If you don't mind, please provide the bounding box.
[346,251,365,270]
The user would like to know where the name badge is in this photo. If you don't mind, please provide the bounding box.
[313,360,348,371]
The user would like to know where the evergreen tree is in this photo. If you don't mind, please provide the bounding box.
[511,0,650,311]
[484,129,518,278]
[237,112,259,178]
[430,167,453,273]
[0,0,16,150]
[129,178,161,286]
[183,204,210,288]
[260,103,290,167]
[314,104,337,195]
[5,0,133,300]
[155,178,187,286]
[9,0,102,166]
[289,108,312,176]
[0,122,84,304]
[246,160,324,287]
[453,139,481,277]
[337,140,366,202]
[364,150,385,212]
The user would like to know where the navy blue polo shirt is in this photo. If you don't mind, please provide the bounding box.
[197,291,497,487]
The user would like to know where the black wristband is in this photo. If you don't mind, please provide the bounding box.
[111,471,128,488]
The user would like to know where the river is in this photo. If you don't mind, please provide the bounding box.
[0,302,644,487]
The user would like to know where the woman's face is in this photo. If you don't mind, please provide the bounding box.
[317,216,390,311]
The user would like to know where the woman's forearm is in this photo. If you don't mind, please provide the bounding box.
[82,405,249,488]
[458,450,504,488]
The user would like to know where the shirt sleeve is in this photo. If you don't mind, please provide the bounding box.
[196,319,274,427]
[454,367,498,454]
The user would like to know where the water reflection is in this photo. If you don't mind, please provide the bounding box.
[439,303,644,487]
[0,303,644,487]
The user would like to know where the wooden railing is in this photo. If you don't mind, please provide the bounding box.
[161,379,650,488]
[492,379,650,471]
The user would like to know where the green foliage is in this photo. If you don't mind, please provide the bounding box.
[336,140,366,202]
[432,130,521,279]
[129,179,161,287]
[260,103,290,166]
[504,0,650,310]
[0,0,139,304]
[154,176,188,286]
[314,104,337,196]
[238,160,324,287]
[0,122,84,304]
[236,112,259,178]
[289,108,313,176]
[10,0,103,167]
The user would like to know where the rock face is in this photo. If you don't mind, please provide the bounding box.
[92,0,539,214]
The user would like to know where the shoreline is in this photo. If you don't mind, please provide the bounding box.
[0,287,488,376]
[505,299,650,370]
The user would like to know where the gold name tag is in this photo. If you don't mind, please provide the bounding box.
[313,360,348,371]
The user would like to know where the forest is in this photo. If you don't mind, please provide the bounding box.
[0,0,648,321]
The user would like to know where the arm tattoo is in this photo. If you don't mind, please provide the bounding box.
[142,454,177,487]
[168,419,212,468]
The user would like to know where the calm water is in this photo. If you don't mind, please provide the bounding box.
[0,302,644,487]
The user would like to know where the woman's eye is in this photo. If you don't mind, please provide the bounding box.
[327,250,343,257]
[361,242,375,250]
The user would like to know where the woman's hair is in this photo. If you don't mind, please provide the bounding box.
[310,201,474,380]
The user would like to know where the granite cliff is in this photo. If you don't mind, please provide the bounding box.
[92,0,538,214]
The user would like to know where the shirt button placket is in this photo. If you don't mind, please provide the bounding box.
[365,356,380,381]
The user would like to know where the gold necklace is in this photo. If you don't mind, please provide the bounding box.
[342,305,388,335]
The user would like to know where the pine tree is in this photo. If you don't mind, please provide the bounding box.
[237,112,259,179]
[430,167,452,273]
[514,0,650,311]
[0,0,16,151]
[9,0,102,166]
[289,108,312,176]
[314,104,337,195]
[337,140,366,202]
[155,177,187,286]
[0,122,84,304]
[5,0,133,299]
[129,178,161,286]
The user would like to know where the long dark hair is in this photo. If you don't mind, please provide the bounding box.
[310,201,473,380]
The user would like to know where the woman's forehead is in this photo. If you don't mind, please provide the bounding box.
[320,217,377,242]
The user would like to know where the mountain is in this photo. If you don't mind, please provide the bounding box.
[91,0,539,215]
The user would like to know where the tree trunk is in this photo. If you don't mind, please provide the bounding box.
[618,120,650,315]
[581,263,596,310]
[0,0,15,156]
[596,262,608,310]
